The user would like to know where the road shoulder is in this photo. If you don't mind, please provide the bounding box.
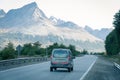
[83,56,120,80]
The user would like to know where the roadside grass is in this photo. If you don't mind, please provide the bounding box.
[105,55,120,64]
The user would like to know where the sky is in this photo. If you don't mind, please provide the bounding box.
[0,0,120,29]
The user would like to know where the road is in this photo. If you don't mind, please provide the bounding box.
[0,55,97,80]
[83,56,120,80]
[0,55,119,80]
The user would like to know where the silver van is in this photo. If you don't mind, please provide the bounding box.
[50,48,74,72]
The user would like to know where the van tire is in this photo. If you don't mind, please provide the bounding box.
[54,68,57,70]
[50,67,53,72]
[68,68,71,72]
[71,67,73,71]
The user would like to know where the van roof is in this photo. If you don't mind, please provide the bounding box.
[53,48,70,51]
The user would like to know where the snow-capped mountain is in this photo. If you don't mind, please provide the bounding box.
[49,16,79,29]
[0,2,48,28]
[84,26,113,40]
[0,9,6,18]
[0,2,105,52]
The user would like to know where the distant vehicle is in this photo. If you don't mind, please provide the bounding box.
[50,48,75,72]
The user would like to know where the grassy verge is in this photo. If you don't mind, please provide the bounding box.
[106,55,120,64]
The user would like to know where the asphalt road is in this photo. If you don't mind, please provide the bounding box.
[1,55,119,80]
[83,56,120,80]
[0,55,97,80]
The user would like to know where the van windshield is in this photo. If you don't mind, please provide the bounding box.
[53,50,68,58]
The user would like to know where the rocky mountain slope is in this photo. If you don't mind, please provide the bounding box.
[84,26,113,40]
[0,2,104,52]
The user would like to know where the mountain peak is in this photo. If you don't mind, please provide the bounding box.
[49,16,80,29]
[0,2,48,28]
[84,25,93,31]
[21,2,47,19]
[0,9,6,18]
[49,16,65,24]
[6,2,39,16]
[29,2,37,6]
[23,2,38,9]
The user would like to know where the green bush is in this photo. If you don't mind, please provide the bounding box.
[0,42,16,60]
[0,41,82,59]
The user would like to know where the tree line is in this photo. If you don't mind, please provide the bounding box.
[0,42,89,60]
[105,10,120,55]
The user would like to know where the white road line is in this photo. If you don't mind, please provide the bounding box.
[114,62,120,70]
[79,57,97,80]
